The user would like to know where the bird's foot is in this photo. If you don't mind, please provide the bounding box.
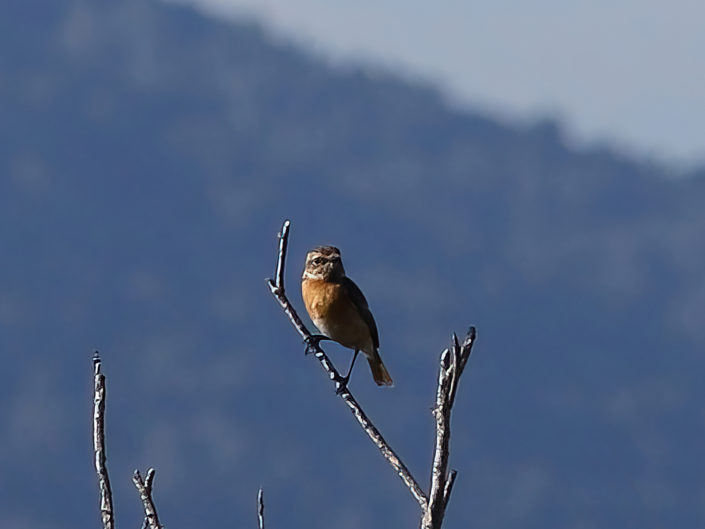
[304,334,330,355]
[334,374,350,395]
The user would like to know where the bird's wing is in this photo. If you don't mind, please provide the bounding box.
[341,277,380,349]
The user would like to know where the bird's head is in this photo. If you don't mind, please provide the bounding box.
[303,246,345,281]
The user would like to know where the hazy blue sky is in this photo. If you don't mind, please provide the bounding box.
[175,0,705,167]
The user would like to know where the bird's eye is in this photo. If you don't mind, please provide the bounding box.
[313,257,323,265]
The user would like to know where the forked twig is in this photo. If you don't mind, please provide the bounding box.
[139,468,157,529]
[133,468,162,529]
[422,329,476,529]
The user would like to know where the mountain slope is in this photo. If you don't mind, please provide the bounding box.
[1,1,704,528]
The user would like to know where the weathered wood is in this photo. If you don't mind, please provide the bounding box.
[93,353,115,529]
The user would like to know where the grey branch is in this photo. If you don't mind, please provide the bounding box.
[267,220,429,511]
[133,468,162,529]
[257,488,265,529]
[421,328,477,529]
[91,355,164,529]
[139,468,157,529]
[93,352,115,529]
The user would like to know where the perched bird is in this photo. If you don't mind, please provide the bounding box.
[301,246,393,388]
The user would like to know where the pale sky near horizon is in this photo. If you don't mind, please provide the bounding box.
[175,0,705,167]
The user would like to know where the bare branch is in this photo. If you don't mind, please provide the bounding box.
[257,488,265,529]
[422,328,477,529]
[133,468,162,529]
[93,352,114,529]
[442,469,457,513]
[139,468,157,529]
[267,220,429,511]
[274,220,290,291]
[448,328,475,407]
[145,467,156,493]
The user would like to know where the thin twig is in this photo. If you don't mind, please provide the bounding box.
[422,349,454,529]
[139,468,157,529]
[93,352,115,529]
[266,220,429,511]
[448,329,474,408]
[441,469,457,513]
[145,467,156,493]
[422,328,477,529]
[133,468,162,529]
[257,488,265,529]
[274,220,290,290]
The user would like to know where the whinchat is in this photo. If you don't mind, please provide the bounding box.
[301,246,393,388]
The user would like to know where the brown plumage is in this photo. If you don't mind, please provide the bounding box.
[301,246,393,386]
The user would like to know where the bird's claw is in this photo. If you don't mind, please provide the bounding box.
[334,375,350,395]
[303,334,329,355]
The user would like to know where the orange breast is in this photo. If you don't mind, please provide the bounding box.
[301,279,373,352]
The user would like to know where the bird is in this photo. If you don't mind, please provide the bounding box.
[301,246,393,389]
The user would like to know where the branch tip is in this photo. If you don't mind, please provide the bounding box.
[133,468,162,529]
[145,468,156,493]
[442,469,458,510]
[257,488,265,529]
[440,348,452,370]
[274,219,291,290]
[465,326,476,345]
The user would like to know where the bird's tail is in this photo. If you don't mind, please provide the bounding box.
[367,350,393,387]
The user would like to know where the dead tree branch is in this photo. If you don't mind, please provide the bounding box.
[267,220,429,511]
[257,488,265,529]
[91,356,165,529]
[133,468,162,529]
[139,469,157,529]
[93,352,115,529]
[421,329,476,529]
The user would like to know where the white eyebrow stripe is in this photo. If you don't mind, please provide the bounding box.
[302,270,326,280]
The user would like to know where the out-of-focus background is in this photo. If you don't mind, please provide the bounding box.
[1,1,704,528]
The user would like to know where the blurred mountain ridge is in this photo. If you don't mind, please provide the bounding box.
[1,1,704,528]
